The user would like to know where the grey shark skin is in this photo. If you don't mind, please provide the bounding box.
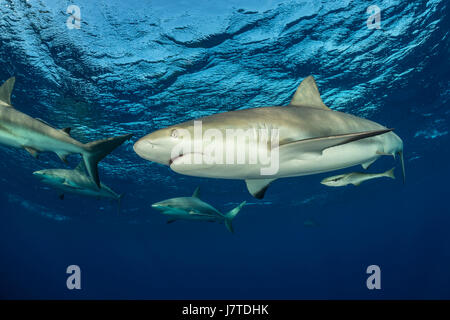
[0,77,133,187]
[33,161,122,201]
[321,167,395,187]
[152,187,246,233]
[134,76,405,198]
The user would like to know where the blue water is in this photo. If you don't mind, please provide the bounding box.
[0,0,449,299]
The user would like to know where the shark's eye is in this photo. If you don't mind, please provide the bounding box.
[171,129,179,139]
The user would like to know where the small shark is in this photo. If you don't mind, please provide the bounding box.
[33,162,123,203]
[134,75,404,199]
[152,187,246,233]
[321,167,395,187]
[0,77,132,187]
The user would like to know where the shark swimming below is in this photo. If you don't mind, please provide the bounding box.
[134,75,405,199]
[33,161,123,203]
[0,77,132,187]
[152,187,246,233]
[321,167,395,187]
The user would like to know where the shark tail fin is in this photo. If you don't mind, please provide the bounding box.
[384,167,395,179]
[398,150,405,184]
[224,201,246,234]
[82,134,133,187]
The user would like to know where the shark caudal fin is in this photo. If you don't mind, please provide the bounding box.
[224,201,246,233]
[384,167,395,179]
[82,134,133,187]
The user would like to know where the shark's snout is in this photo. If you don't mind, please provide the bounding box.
[133,138,155,159]
[32,171,45,178]
[151,203,167,212]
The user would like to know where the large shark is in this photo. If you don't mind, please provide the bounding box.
[134,76,405,198]
[152,187,246,233]
[33,161,122,203]
[0,77,132,187]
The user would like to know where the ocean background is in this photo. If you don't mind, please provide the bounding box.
[0,0,449,299]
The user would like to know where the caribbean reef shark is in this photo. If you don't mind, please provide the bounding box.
[0,77,132,187]
[33,161,123,203]
[321,167,395,187]
[152,187,246,233]
[134,75,405,198]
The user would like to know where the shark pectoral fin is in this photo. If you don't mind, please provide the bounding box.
[353,182,362,186]
[0,77,15,106]
[289,75,331,111]
[362,158,377,170]
[279,129,393,161]
[56,151,70,164]
[167,219,176,224]
[24,146,40,159]
[245,179,276,199]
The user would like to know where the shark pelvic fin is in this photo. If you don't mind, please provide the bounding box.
[0,77,15,107]
[290,75,331,111]
[24,146,39,158]
[279,128,393,161]
[245,178,276,199]
[192,186,200,198]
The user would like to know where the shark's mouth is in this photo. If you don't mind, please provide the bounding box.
[169,154,183,165]
[169,152,204,166]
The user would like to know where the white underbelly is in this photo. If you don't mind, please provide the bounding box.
[171,139,383,179]
[0,124,81,154]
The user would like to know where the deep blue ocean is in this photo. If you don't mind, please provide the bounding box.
[0,0,449,299]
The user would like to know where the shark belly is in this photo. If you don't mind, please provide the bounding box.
[0,125,25,148]
[170,133,397,180]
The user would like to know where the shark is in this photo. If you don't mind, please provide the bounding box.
[151,187,246,233]
[134,75,405,198]
[321,167,395,187]
[33,161,123,203]
[0,77,132,187]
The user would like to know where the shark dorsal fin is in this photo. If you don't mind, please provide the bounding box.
[75,161,87,173]
[0,77,15,107]
[62,127,72,135]
[290,75,331,111]
[192,187,200,198]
